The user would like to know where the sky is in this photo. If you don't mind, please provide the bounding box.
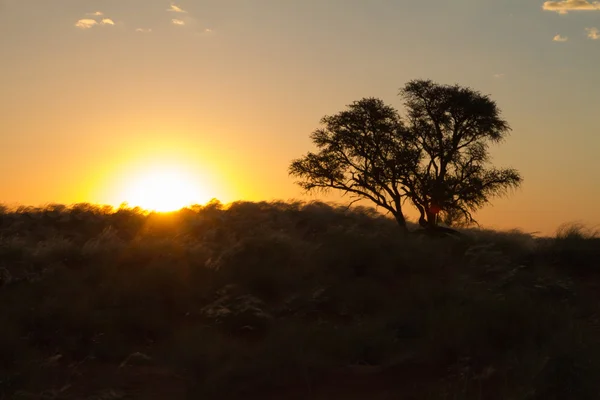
[1,0,599,234]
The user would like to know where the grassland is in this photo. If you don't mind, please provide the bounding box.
[1,201,599,399]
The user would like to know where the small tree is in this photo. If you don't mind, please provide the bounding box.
[289,80,522,232]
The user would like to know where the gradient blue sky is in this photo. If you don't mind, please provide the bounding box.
[1,0,599,234]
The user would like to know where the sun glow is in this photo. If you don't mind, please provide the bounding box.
[121,166,210,212]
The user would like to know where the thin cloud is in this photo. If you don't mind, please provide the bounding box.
[195,28,215,37]
[493,73,505,79]
[586,27,600,39]
[136,28,152,33]
[553,34,569,42]
[100,18,115,26]
[75,19,98,29]
[172,19,185,26]
[86,11,104,16]
[543,0,600,14]
[167,4,187,13]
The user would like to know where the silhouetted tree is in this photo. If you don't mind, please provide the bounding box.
[289,80,522,233]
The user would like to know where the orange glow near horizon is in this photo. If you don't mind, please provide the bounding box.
[96,155,224,212]
[77,135,238,212]
[119,166,210,212]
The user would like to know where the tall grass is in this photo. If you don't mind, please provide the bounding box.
[1,201,600,399]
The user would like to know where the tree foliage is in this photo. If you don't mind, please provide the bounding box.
[289,79,522,232]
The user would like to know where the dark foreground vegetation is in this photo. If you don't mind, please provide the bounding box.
[1,201,600,399]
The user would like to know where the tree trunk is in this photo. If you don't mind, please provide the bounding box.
[393,212,409,234]
[414,203,427,228]
[425,210,438,230]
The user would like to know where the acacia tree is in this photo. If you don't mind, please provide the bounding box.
[289,80,522,232]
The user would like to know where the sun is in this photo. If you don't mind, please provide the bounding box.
[121,166,209,212]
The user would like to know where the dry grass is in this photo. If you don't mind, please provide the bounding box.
[1,201,600,399]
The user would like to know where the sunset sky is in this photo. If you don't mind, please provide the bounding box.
[1,0,599,234]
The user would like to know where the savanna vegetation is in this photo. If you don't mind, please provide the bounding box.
[1,201,600,399]
[1,80,598,399]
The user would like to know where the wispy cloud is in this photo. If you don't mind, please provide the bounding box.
[168,4,211,35]
[195,28,215,37]
[543,0,600,14]
[136,28,152,33]
[553,34,569,42]
[167,4,187,13]
[75,19,98,29]
[74,12,116,30]
[586,27,600,39]
[493,73,505,79]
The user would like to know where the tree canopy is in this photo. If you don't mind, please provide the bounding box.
[289,79,522,233]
